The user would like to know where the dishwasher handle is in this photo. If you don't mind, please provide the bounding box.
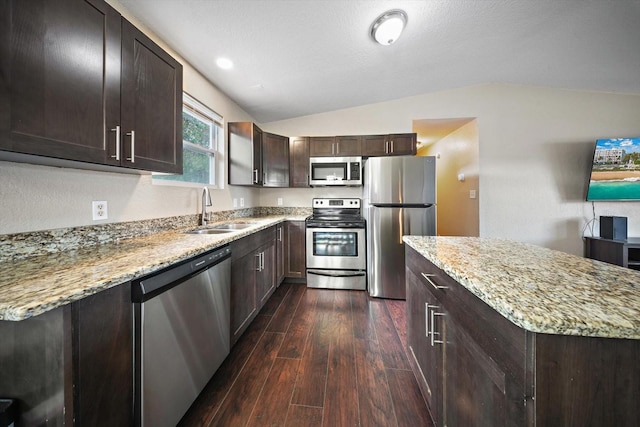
[132,245,231,303]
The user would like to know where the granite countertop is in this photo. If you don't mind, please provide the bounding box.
[403,236,640,339]
[0,216,306,321]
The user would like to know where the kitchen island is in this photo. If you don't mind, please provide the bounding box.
[404,236,640,427]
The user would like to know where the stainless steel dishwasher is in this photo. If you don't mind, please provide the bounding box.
[131,245,231,427]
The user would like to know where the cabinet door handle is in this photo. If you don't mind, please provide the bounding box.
[110,125,121,160]
[421,273,448,290]
[425,302,429,338]
[255,253,261,271]
[253,169,259,184]
[385,140,389,153]
[261,251,265,270]
[390,140,394,153]
[426,304,438,338]
[430,310,445,346]
[278,227,283,242]
[126,130,135,163]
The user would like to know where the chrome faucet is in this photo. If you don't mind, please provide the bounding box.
[201,186,212,226]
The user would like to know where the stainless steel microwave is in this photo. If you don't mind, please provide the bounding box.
[309,156,362,186]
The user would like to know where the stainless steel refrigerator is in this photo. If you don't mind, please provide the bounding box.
[364,156,436,299]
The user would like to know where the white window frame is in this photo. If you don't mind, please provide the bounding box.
[152,93,225,189]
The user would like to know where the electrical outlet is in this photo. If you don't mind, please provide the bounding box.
[240,197,245,207]
[277,197,283,206]
[92,201,108,220]
[470,190,477,199]
[233,198,238,208]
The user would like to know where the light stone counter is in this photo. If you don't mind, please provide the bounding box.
[403,236,640,339]
[0,215,307,321]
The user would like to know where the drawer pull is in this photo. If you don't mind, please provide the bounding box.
[421,273,448,290]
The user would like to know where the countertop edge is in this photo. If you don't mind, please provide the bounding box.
[0,216,305,321]
[404,236,640,340]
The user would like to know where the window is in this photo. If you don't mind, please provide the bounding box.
[153,93,224,187]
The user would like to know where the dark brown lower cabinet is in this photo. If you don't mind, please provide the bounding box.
[256,241,276,306]
[73,283,133,426]
[0,283,133,426]
[284,220,306,280]
[406,269,442,424]
[230,226,277,345]
[406,245,640,426]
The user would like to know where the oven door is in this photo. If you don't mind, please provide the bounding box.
[306,226,366,270]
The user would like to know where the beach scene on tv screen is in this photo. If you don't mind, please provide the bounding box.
[587,137,640,200]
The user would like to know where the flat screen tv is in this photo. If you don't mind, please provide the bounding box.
[587,137,640,201]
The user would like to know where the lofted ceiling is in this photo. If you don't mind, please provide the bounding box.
[117,0,640,123]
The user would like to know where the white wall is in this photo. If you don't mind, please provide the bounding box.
[0,0,260,235]
[2,0,639,255]
[264,84,640,256]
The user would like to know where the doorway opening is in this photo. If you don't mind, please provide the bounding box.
[413,118,479,237]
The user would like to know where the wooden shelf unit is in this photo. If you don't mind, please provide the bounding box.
[585,236,640,271]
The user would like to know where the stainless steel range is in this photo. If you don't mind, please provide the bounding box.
[305,198,366,290]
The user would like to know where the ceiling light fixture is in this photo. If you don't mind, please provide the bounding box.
[370,9,407,46]
[216,57,233,70]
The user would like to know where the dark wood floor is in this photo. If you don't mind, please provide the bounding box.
[179,282,434,427]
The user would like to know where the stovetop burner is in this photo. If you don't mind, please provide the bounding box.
[305,198,365,228]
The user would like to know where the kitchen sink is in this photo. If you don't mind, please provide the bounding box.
[210,223,254,230]
[185,229,235,235]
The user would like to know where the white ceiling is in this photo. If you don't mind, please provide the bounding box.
[118,0,640,123]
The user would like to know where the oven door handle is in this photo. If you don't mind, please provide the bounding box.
[307,270,366,278]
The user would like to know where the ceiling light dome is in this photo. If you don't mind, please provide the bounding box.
[216,57,233,70]
[371,9,408,46]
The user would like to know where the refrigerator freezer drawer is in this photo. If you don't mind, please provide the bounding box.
[367,206,436,299]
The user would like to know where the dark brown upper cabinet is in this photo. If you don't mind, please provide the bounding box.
[308,137,336,156]
[289,136,310,187]
[119,19,182,173]
[361,133,417,157]
[309,136,362,157]
[262,132,289,187]
[228,122,263,186]
[229,123,290,187]
[334,135,363,156]
[0,0,182,174]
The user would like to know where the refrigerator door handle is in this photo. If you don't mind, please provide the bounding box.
[398,207,404,244]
